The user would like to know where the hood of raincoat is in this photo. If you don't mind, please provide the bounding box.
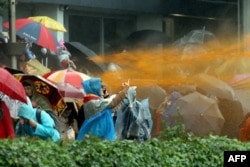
[18,103,36,120]
[82,78,102,97]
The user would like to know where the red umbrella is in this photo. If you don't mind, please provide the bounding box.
[44,68,90,88]
[3,18,59,52]
[0,68,27,103]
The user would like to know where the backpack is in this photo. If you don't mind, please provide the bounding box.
[36,109,65,134]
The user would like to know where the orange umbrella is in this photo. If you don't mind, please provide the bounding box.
[44,68,90,88]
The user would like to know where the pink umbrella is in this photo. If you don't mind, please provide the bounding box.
[56,82,85,99]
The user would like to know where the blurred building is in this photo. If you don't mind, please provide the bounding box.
[1,0,243,56]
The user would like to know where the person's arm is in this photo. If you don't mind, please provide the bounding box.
[109,81,130,108]
[33,121,60,142]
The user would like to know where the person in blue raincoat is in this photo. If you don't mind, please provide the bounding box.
[77,78,129,140]
[15,103,60,142]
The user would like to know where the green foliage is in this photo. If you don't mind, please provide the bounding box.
[158,123,188,140]
[1,134,250,167]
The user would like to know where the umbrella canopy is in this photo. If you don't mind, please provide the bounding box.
[64,42,97,57]
[28,16,67,32]
[136,85,167,112]
[173,28,216,47]
[14,73,67,115]
[4,66,24,75]
[193,73,236,100]
[0,68,27,103]
[172,92,224,136]
[56,82,85,99]
[233,88,250,116]
[215,56,250,81]
[228,73,250,89]
[3,18,59,53]
[44,68,91,88]
[218,99,244,138]
[26,59,51,76]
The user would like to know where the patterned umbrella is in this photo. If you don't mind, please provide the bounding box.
[14,74,67,115]
[3,18,59,52]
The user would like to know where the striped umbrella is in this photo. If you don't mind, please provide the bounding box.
[44,68,91,88]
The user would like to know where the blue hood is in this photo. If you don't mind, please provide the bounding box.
[82,78,102,96]
[18,103,36,120]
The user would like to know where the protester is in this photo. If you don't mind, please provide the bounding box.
[163,91,182,127]
[17,53,28,72]
[22,80,53,111]
[60,102,79,140]
[15,103,60,142]
[0,98,15,139]
[77,78,129,140]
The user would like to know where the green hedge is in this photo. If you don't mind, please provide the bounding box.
[1,124,250,167]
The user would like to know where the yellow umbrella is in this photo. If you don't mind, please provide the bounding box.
[28,16,67,32]
[26,59,51,76]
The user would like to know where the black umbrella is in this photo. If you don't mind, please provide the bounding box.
[4,67,24,75]
[64,42,97,57]
[64,42,106,75]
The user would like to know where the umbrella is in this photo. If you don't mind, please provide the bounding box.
[193,73,236,100]
[4,66,24,75]
[228,73,250,89]
[28,16,67,32]
[218,99,244,138]
[0,68,27,103]
[44,68,91,88]
[56,82,85,99]
[215,56,250,81]
[14,73,67,115]
[172,92,224,136]
[233,88,250,116]
[26,59,51,76]
[56,82,85,109]
[173,27,216,47]
[64,42,97,57]
[3,18,59,53]
[136,85,167,112]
